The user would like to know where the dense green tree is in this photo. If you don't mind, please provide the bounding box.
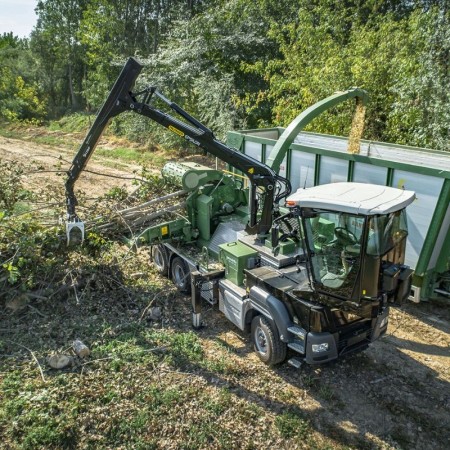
[0,33,47,122]
[386,6,449,150]
[79,0,208,108]
[0,0,447,150]
[31,0,88,115]
[139,0,295,142]
[245,0,449,150]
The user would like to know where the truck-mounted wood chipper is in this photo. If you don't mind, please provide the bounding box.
[65,58,415,367]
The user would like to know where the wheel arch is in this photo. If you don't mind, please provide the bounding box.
[248,286,294,343]
[244,307,262,333]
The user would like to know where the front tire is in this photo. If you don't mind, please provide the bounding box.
[171,256,191,294]
[251,315,286,366]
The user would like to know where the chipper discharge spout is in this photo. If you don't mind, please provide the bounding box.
[266,87,368,173]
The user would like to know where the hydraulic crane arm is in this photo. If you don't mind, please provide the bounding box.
[65,57,291,241]
[65,58,141,222]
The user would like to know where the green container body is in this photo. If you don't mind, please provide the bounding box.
[219,241,258,286]
[227,127,450,301]
[139,218,192,245]
[264,238,296,255]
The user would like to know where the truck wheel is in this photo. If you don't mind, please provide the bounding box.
[171,257,191,294]
[151,245,169,276]
[251,315,286,366]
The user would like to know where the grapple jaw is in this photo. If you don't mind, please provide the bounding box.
[66,220,85,245]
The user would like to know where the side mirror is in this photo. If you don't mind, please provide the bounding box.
[301,208,317,219]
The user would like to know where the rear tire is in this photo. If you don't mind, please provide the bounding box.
[251,315,286,365]
[151,245,169,277]
[171,256,191,294]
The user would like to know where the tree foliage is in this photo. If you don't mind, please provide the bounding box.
[244,1,449,149]
[0,33,47,122]
[0,0,448,150]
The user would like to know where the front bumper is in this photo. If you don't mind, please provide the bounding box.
[305,332,338,364]
[305,322,380,364]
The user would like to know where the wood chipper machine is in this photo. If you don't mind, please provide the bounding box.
[65,57,415,367]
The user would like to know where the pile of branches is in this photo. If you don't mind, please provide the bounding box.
[88,189,187,238]
[0,158,185,302]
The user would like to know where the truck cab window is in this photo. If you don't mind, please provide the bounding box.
[305,211,365,296]
[367,210,408,256]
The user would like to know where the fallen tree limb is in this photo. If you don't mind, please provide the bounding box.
[95,201,187,231]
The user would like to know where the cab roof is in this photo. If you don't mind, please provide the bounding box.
[286,182,415,215]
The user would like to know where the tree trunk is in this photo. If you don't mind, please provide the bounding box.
[68,62,78,109]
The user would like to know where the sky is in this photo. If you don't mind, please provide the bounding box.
[0,0,38,38]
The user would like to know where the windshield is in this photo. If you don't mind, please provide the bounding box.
[366,210,408,256]
[304,210,365,297]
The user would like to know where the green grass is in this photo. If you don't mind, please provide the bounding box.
[186,422,234,449]
[0,116,179,169]
[0,120,83,148]
[318,384,335,401]
[0,319,269,449]
[48,113,92,133]
[33,135,70,146]
[0,125,23,139]
[1,373,79,449]
[97,147,144,161]
[12,200,32,215]
[203,388,233,416]
[0,323,351,450]
[275,410,311,440]
[96,146,171,166]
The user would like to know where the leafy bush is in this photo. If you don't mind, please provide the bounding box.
[0,217,65,291]
[0,34,47,124]
[0,160,27,212]
[275,410,310,440]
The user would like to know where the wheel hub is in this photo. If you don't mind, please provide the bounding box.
[255,327,268,354]
[154,250,163,268]
[174,266,185,287]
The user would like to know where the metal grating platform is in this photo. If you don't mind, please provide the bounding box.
[208,221,246,256]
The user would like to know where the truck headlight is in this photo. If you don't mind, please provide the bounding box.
[380,317,388,329]
[312,343,329,353]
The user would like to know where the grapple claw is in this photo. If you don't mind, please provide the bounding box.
[66,221,85,246]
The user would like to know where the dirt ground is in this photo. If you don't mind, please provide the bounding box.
[201,298,450,450]
[1,133,449,449]
[0,134,143,200]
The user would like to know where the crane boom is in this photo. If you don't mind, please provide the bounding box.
[65,57,290,242]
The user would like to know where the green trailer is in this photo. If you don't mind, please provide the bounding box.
[227,128,450,302]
